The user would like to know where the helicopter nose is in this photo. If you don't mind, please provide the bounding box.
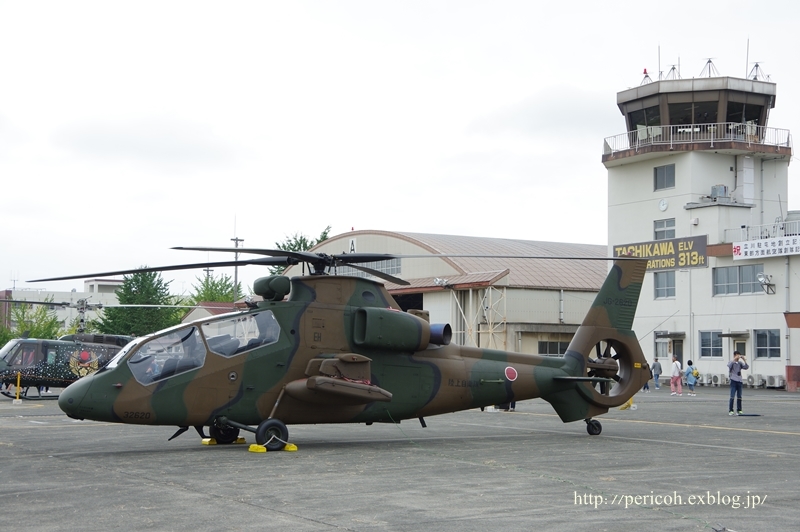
[58,376,93,419]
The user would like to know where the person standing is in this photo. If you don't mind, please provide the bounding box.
[684,360,698,396]
[670,354,682,396]
[651,357,662,390]
[728,351,749,415]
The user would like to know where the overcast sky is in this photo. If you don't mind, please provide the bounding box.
[2,0,798,296]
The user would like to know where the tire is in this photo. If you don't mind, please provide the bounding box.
[209,424,240,445]
[255,419,288,451]
[586,420,602,436]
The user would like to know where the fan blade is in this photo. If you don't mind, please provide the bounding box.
[28,257,294,282]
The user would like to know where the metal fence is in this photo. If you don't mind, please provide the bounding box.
[724,220,800,243]
[603,122,793,155]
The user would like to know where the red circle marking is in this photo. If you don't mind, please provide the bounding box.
[505,366,518,381]
[80,351,91,362]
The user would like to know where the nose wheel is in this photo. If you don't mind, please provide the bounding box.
[585,419,602,436]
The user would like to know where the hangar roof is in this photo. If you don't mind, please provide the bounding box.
[307,231,608,292]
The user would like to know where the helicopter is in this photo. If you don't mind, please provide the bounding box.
[0,333,135,398]
[33,248,650,449]
[0,299,135,398]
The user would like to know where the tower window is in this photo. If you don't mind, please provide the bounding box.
[654,271,675,299]
[654,164,675,190]
[654,219,675,240]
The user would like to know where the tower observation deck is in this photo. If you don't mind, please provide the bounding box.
[602,77,792,165]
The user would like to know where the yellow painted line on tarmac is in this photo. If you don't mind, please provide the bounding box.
[519,411,800,437]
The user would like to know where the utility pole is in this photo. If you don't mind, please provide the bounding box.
[231,236,244,310]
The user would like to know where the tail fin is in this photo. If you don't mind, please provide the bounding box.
[543,259,650,422]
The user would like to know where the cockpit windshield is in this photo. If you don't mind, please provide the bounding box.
[0,340,21,362]
[125,311,281,386]
[201,311,280,357]
[127,327,205,385]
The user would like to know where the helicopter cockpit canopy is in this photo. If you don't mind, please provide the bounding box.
[125,311,281,386]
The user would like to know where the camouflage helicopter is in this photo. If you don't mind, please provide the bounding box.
[0,299,134,398]
[33,248,650,450]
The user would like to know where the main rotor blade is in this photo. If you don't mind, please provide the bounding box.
[341,264,410,286]
[0,299,74,307]
[173,247,630,262]
[172,246,322,261]
[173,247,401,266]
[28,257,294,282]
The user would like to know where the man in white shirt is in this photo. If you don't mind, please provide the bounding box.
[670,355,683,396]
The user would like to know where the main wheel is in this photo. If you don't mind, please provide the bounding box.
[586,419,602,436]
[255,419,288,451]
[209,424,240,444]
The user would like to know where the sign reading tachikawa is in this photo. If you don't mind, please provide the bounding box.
[733,237,800,260]
[613,235,708,271]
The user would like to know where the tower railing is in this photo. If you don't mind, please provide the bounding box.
[724,220,800,243]
[603,122,792,155]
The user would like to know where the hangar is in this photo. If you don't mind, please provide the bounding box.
[283,231,606,356]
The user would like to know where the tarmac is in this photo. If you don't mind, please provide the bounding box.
[1,384,798,531]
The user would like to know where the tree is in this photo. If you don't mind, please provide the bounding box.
[7,298,63,339]
[269,225,331,274]
[188,272,243,306]
[0,326,12,348]
[96,269,183,336]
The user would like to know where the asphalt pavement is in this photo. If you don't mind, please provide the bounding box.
[1,384,798,531]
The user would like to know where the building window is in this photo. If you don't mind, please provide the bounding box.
[713,264,764,295]
[654,333,669,360]
[754,329,780,358]
[654,271,675,299]
[654,164,675,190]
[538,341,569,356]
[654,218,675,240]
[699,331,722,357]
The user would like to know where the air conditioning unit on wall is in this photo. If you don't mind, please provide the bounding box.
[767,375,786,388]
[704,374,713,386]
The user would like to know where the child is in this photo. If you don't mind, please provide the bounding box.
[684,360,698,396]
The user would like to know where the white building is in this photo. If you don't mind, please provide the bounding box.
[1,279,123,331]
[604,74,794,388]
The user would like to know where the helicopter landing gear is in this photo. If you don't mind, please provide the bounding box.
[256,418,288,451]
[209,423,240,444]
[585,419,602,436]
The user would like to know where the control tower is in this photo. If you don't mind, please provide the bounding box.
[602,70,794,385]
